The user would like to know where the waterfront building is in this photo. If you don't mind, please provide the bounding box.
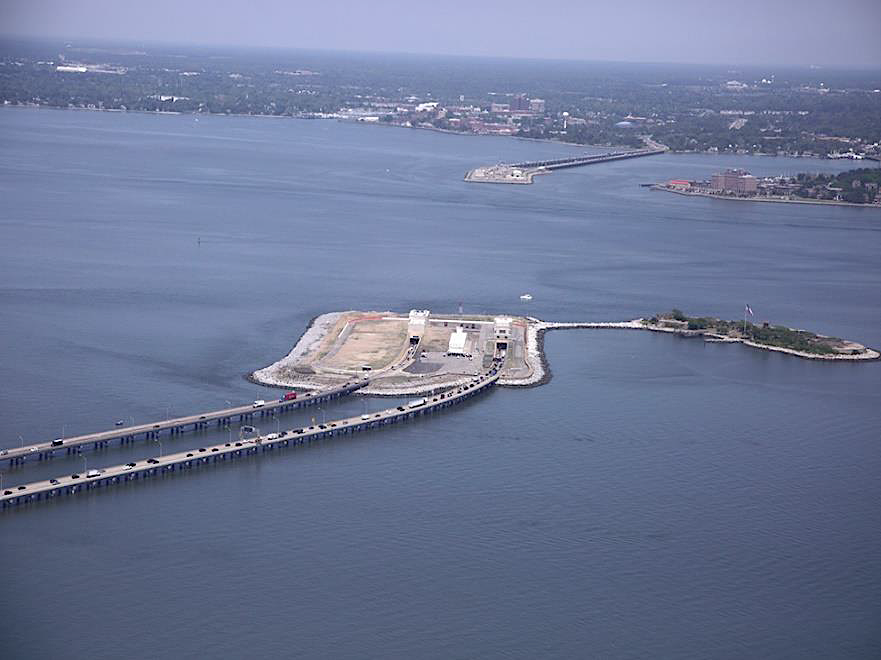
[711,169,758,194]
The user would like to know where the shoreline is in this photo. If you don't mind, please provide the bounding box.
[652,185,881,209]
[3,104,860,163]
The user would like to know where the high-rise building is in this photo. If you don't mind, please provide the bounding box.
[511,93,529,112]
[528,98,546,114]
[711,169,757,194]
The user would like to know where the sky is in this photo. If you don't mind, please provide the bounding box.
[3,0,881,68]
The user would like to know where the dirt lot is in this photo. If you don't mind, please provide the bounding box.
[319,319,408,371]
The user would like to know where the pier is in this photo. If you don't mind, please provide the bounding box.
[465,148,666,184]
[1,358,503,509]
[2,381,367,465]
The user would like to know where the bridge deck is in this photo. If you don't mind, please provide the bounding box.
[2,381,367,464]
[509,148,665,170]
[2,361,502,508]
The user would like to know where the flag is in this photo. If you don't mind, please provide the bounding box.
[745,304,754,316]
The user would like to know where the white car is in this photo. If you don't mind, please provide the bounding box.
[252,400,265,408]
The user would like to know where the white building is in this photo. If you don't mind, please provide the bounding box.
[408,309,430,341]
[494,316,513,340]
[447,326,468,355]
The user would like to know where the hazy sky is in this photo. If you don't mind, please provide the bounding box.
[4,0,881,68]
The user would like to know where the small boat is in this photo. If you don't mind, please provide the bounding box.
[519,294,533,301]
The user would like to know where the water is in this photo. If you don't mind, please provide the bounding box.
[1,107,880,659]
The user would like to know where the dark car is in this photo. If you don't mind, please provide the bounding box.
[198,448,207,452]
[235,442,242,447]
[71,474,80,479]
[17,485,26,490]
[49,479,60,485]
[199,415,206,420]
[3,490,11,495]
[396,406,405,412]
[186,453,193,457]
[147,458,159,464]
[211,448,219,452]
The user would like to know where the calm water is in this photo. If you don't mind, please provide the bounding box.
[1,107,880,659]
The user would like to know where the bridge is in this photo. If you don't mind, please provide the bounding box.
[465,147,665,184]
[508,148,666,170]
[2,381,367,465]
[1,358,503,509]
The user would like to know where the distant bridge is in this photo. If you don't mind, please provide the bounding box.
[508,148,666,170]
[465,147,666,184]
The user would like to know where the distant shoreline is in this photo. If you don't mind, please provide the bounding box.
[2,103,855,163]
[652,184,881,209]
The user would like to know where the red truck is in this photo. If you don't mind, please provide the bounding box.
[282,391,298,401]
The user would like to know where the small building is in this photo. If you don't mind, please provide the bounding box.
[448,326,468,355]
[667,179,692,191]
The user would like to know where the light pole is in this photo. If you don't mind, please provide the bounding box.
[18,435,24,448]
[81,455,88,473]
[276,417,280,434]
[155,438,163,457]
[228,428,232,444]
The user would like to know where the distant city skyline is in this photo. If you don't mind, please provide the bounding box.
[3,0,881,69]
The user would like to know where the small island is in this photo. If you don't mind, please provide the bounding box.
[654,167,881,207]
[641,310,879,360]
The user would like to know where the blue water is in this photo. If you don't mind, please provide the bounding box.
[1,107,880,659]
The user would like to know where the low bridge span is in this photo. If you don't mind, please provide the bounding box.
[2,361,502,509]
[3,381,367,465]
[509,148,666,170]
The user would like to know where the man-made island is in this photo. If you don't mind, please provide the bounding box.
[251,309,878,396]
[654,167,881,207]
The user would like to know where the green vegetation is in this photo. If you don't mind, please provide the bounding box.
[645,311,853,356]
[1,38,879,158]
[793,168,881,204]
